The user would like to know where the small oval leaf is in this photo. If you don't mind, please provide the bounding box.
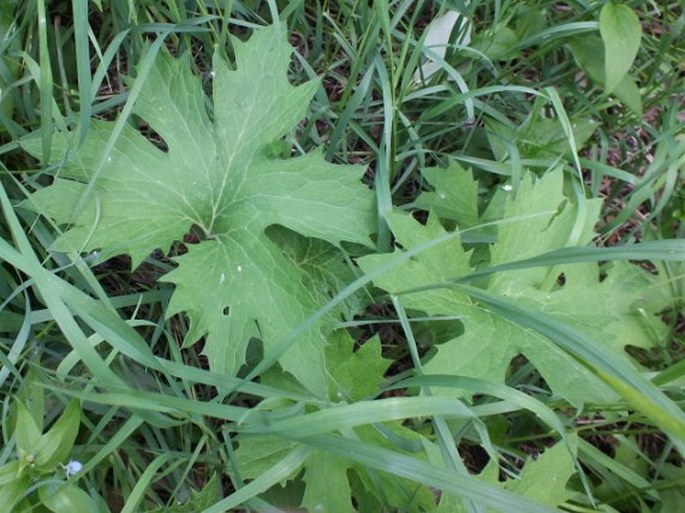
[0,471,31,511]
[14,400,43,459]
[34,400,81,469]
[38,483,100,512]
[599,2,641,94]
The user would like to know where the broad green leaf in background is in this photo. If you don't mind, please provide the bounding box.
[38,482,101,512]
[14,400,43,460]
[233,335,434,512]
[599,2,642,94]
[235,423,439,513]
[519,117,599,160]
[15,368,46,430]
[0,0,20,132]
[32,400,81,469]
[348,423,438,513]
[515,6,547,41]
[22,25,376,393]
[358,167,670,408]
[485,116,600,162]
[232,435,298,481]
[474,26,519,61]
[568,36,642,116]
[0,461,31,511]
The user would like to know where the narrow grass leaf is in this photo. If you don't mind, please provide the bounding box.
[72,0,92,143]
[0,184,175,428]
[545,86,582,178]
[373,54,394,251]
[652,358,685,387]
[324,64,375,160]
[0,185,123,388]
[454,240,685,282]
[238,397,479,438]
[121,452,180,513]
[0,294,30,387]
[78,416,143,476]
[386,376,566,439]
[578,438,657,499]
[49,387,254,424]
[36,0,52,163]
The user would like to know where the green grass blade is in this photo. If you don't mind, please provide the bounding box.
[238,397,480,438]
[373,53,394,252]
[121,452,180,513]
[72,0,92,143]
[455,241,685,282]
[652,358,685,387]
[78,416,144,476]
[386,375,566,439]
[545,86,582,178]
[0,294,30,387]
[36,0,53,163]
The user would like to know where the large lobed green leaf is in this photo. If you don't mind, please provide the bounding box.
[437,437,577,512]
[232,335,441,512]
[23,25,376,392]
[359,163,672,409]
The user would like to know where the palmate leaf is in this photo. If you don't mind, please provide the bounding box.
[359,166,670,408]
[233,332,440,513]
[437,438,577,512]
[23,25,376,392]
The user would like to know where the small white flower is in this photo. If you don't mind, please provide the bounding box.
[62,460,83,477]
[501,184,513,192]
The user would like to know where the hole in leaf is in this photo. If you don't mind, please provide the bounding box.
[557,272,566,286]
[412,210,428,225]
[222,306,231,316]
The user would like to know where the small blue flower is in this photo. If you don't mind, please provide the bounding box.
[62,460,83,477]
